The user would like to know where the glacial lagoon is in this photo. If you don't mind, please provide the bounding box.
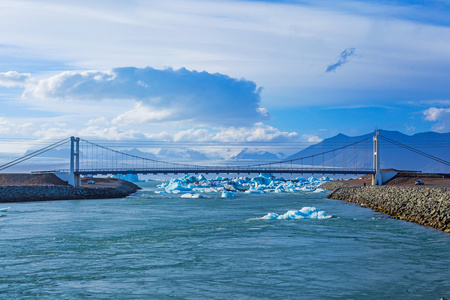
[1,179,449,299]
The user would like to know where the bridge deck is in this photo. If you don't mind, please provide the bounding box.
[71,168,376,176]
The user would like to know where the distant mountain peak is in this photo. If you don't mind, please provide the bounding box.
[286,130,450,173]
[231,148,280,160]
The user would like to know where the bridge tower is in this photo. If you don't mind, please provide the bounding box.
[68,136,81,187]
[372,130,382,185]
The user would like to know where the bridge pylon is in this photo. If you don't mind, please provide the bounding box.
[68,136,81,187]
[372,130,382,185]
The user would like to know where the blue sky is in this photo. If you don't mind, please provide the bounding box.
[0,0,449,155]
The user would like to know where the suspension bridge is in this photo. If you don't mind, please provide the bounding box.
[1,131,449,187]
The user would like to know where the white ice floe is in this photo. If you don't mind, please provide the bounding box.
[181,193,204,198]
[261,207,332,220]
[308,176,317,182]
[0,207,10,212]
[300,186,315,192]
[221,191,235,198]
[156,173,334,196]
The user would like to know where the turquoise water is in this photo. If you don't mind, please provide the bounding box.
[1,182,449,299]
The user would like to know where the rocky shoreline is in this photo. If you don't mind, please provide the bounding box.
[0,182,140,203]
[321,182,450,233]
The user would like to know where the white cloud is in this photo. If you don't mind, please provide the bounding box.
[405,125,416,133]
[0,71,31,87]
[86,117,110,126]
[0,117,33,134]
[423,107,450,121]
[78,126,147,140]
[28,70,115,100]
[111,102,172,125]
[212,123,299,143]
[25,67,268,127]
[143,131,173,141]
[257,107,270,117]
[31,124,148,141]
[173,129,213,142]
[423,107,450,132]
[302,134,323,143]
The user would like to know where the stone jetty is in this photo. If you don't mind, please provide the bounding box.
[0,173,141,202]
[321,182,450,233]
[0,182,140,203]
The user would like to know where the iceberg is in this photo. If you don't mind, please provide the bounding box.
[113,171,145,182]
[319,176,330,182]
[157,183,168,189]
[251,174,273,186]
[300,185,315,192]
[181,193,204,198]
[181,174,198,183]
[155,173,334,197]
[262,207,332,220]
[197,174,207,182]
[193,187,220,193]
[245,188,267,194]
[165,181,192,193]
[260,173,274,178]
[221,191,235,198]
[308,176,317,182]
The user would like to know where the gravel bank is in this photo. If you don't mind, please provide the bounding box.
[321,182,450,232]
[0,182,140,203]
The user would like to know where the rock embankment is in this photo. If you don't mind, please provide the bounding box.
[319,181,350,191]
[0,182,140,203]
[321,182,450,233]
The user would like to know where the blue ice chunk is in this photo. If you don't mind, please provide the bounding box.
[262,207,331,220]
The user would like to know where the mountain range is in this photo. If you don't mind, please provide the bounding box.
[286,130,450,173]
[231,148,283,161]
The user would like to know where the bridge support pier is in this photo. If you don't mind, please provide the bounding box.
[372,130,382,186]
[68,136,81,187]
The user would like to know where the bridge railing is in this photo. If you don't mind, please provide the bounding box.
[57,166,375,176]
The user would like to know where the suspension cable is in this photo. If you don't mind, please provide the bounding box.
[79,138,206,169]
[238,136,373,168]
[380,136,450,167]
[0,137,71,171]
